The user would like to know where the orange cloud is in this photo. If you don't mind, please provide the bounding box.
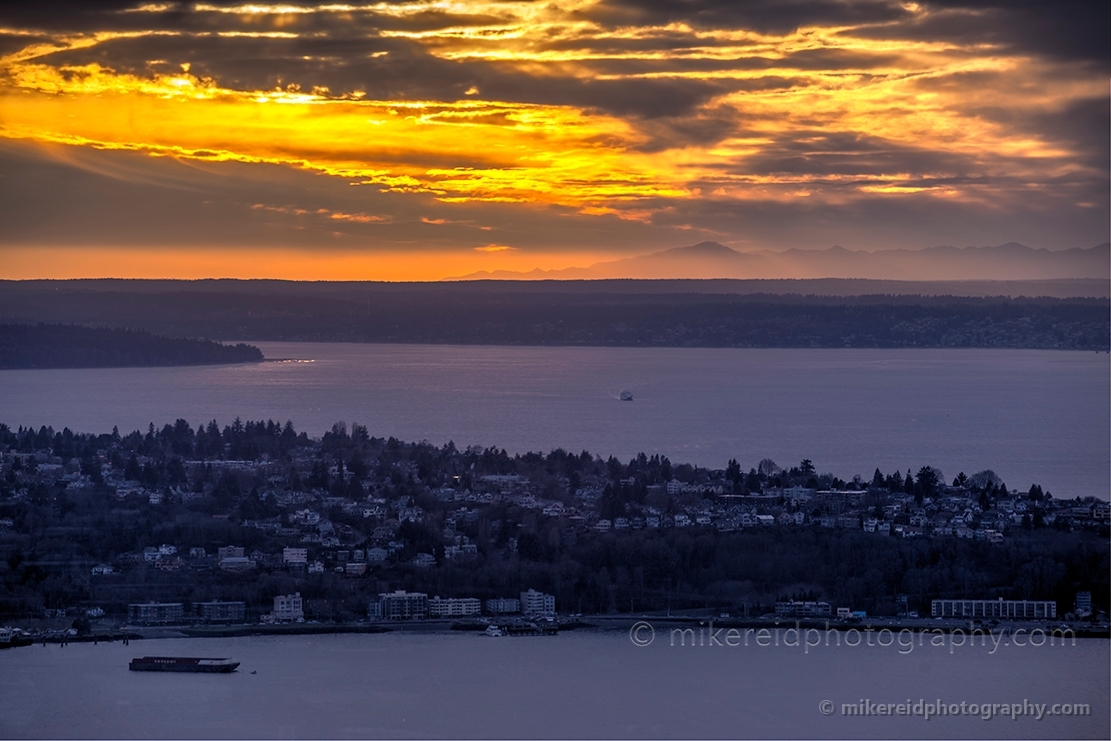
[250,203,390,222]
[0,60,685,210]
[0,0,1104,266]
[2,3,1101,218]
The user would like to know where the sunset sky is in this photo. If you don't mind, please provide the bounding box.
[1,0,1107,280]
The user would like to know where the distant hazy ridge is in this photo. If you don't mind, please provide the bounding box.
[457,242,1111,281]
[1,282,1106,351]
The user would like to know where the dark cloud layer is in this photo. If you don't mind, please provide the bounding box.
[592,0,1109,64]
[586,0,913,34]
[923,0,1110,64]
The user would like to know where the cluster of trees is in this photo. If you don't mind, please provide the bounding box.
[3,419,310,462]
[0,324,262,369]
[401,527,1109,619]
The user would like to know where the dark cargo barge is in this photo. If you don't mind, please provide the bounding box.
[129,656,240,673]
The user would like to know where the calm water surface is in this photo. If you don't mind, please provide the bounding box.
[1,344,1107,497]
[0,631,1107,739]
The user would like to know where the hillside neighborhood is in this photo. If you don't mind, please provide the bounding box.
[0,419,1106,628]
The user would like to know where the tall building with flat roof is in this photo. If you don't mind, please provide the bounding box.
[373,590,428,620]
[520,588,555,618]
[273,592,304,621]
[486,597,520,615]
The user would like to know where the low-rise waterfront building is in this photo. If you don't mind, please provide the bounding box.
[931,598,1056,620]
[775,600,832,618]
[128,601,185,625]
[428,597,482,618]
[197,601,246,623]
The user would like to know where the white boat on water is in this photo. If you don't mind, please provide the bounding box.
[483,625,504,637]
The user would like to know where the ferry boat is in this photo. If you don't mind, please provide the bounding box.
[483,625,504,637]
[0,627,32,649]
[129,656,240,673]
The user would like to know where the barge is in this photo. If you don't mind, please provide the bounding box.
[129,656,240,673]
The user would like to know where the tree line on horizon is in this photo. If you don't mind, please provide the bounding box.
[2,419,1031,502]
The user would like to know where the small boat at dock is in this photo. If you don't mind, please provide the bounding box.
[129,656,239,673]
